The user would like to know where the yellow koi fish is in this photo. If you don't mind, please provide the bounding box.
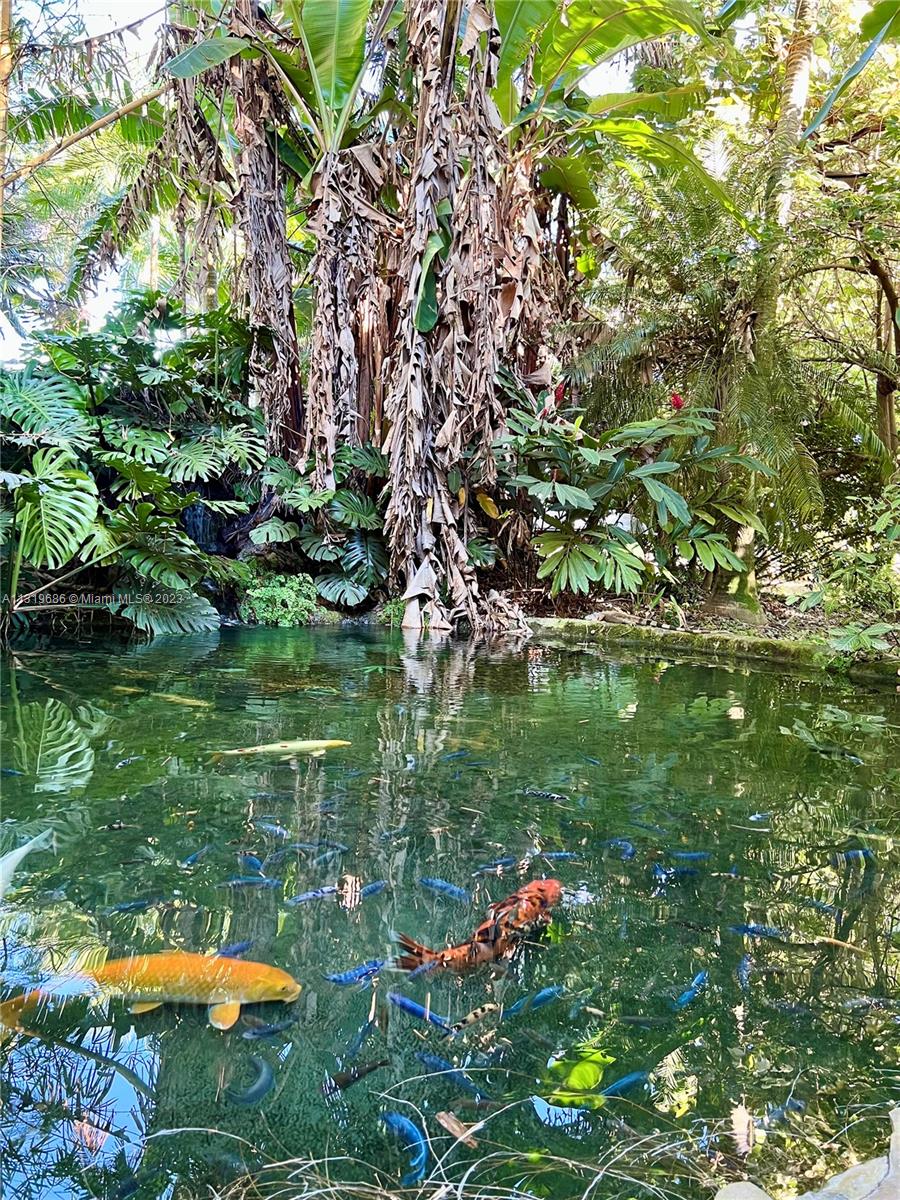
[215,738,351,759]
[0,951,301,1032]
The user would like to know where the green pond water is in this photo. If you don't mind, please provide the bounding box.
[1,627,899,1200]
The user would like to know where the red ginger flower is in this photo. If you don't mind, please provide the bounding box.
[670,392,684,410]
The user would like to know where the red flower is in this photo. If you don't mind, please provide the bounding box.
[554,381,565,405]
[670,392,684,410]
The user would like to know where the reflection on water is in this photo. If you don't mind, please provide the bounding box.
[1,627,899,1200]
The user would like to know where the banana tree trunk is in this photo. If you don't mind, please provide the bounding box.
[229,0,304,459]
[0,0,13,256]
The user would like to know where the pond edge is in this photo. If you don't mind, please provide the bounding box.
[526,617,900,689]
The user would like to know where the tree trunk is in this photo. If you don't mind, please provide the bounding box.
[873,270,899,462]
[229,0,303,460]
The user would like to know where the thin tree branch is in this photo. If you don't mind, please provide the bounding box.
[0,83,171,188]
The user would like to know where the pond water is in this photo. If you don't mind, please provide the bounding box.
[1,627,898,1200]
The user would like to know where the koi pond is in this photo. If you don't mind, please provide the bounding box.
[1,626,898,1200]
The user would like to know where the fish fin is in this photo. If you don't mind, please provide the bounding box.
[392,932,436,972]
[129,1001,163,1015]
[208,1001,241,1030]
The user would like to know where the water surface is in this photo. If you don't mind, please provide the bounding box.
[1,627,898,1199]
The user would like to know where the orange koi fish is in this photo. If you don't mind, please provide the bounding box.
[394,879,562,973]
[0,951,301,1032]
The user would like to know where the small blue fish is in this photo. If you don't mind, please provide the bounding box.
[108,897,162,913]
[387,991,452,1031]
[0,768,24,777]
[767,1097,806,1125]
[504,985,565,1018]
[540,851,578,861]
[602,839,636,861]
[252,821,290,840]
[831,848,875,867]
[473,855,517,875]
[326,959,385,986]
[217,940,253,959]
[381,1112,428,1186]
[346,1018,376,1058]
[237,852,265,873]
[285,886,337,905]
[669,851,711,862]
[581,754,603,765]
[419,877,471,902]
[730,923,786,940]
[319,841,350,852]
[407,960,440,981]
[749,812,772,822]
[114,756,144,769]
[361,880,387,898]
[180,844,213,867]
[673,970,708,1010]
[441,749,471,761]
[416,1052,489,1100]
[600,1070,650,1098]
[800,897,840,916]
[225,1055,275,1106]
[241,1018,297,1040]
[313,848,343,868]
[221,876,281,889]
[737,953,752,993]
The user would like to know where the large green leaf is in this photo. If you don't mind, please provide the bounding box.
[0,373,95,448]
[588,85,706,122]
[16,449,98,569]
[539,155,596,210]
[110,591,220,636]
[291,0,373,111]
[804,2,900,137]
[162,36,251,80]
[10,698,99,794]
[315,573,370,606]
[538,0,707,92]
[249,517,300,545]
[497,0,556,85]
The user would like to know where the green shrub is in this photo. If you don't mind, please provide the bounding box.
[376,597,406,626]
[238,571,337,627]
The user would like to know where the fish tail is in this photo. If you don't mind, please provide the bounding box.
[392,932,438,972]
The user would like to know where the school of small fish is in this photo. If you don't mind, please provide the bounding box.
[0,727,886,1191]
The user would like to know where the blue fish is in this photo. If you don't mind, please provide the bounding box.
[416,1052,489,1100]
[669,851,711,862]
[225,1056,275,1106]
[241,1017,297,1040]
[831,848,875,867]
[318,841,349,852]
[473,855,517,875]
[749,812,772,823]
[108,897,162,913]
[730,923,786,940]
[381,1112,428,1186]
[252,821,290,840]
[441,749,471,761]
[217,940,253,959]
[419,877,471,902]
[800,897,840,916]
[180,844,213,867]
[325,959,385,986]
[361,880,387,898]
[599,1070,650,1097]
[346,1018,376,1058]
[114,756,143,769]
[540,851,578,861]
[313,848,344,868]
[387,991,452,1031]
[767,1097,806,1125]
[237,852,265,873]
[407,960,440,981]
[285,886,337,905]
[221,876,281,889]
[581,754,603,765]
[673,970,709,1010]
[1,768,24,777]
[602,839,636,861]
[504,985,565,1018]
[737,953,753,993]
